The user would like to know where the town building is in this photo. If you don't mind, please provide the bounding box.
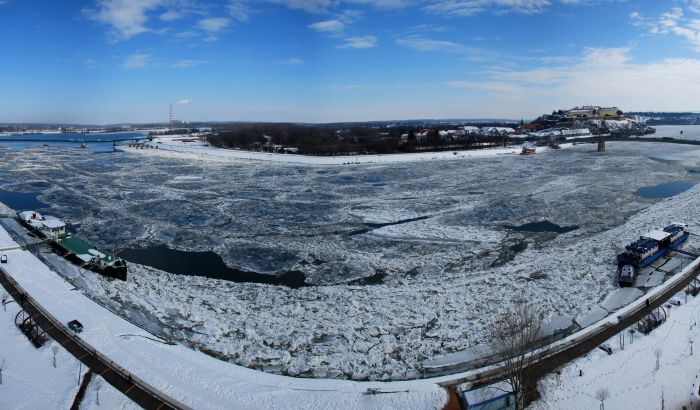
[565,106,624,119]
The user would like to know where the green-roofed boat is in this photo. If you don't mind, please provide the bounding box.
[17,210,127,280]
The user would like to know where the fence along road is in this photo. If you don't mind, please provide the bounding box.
[0,267,191,410]
[435,255,700,389]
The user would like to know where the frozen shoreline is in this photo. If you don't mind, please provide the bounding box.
[0,223,448,409]
[121,136,547,165]
[2,140,698,382]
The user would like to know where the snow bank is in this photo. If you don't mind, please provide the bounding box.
[0,300,86,409]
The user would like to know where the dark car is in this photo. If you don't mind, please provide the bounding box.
[67,319,83,333]
[1,255,7,263]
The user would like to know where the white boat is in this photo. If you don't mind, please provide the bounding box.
[17,211,66,240]
[521,146,536,155]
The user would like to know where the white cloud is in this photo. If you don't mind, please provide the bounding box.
[424,0,551,16]
[227,1,250,21]
[308,19,345,33]
[274,58,304,64]
[395,34,476,52]
[264,0,334,13]
[122,53,151,69]
[446,80,528,94]
[448,47,700,113]
[690,0,700,14]
[418,0,624,17]
[338,35,378,48]
[198,17,230,33]
[344,0,415,7]
[159,9,182,21]
[197,17,230,41]
[175,30,199,39]
[85,0,165,41]
[251,0,622,17]
[636,5,700,52]
[169,59,205,68]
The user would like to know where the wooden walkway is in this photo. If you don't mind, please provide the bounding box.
[0,267,191,410]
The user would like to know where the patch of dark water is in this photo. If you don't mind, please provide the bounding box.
[635,180,696,199]
[505,220,579,234]
[0,190,48,210]
[120,245,307,288]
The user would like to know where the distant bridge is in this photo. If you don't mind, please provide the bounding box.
[0,136,148,144]
[564,135,700,151]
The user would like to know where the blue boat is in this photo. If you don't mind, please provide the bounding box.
[617,224,689,286]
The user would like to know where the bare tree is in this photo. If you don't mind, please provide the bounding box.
[595,388,610,410]
[488,304,546,410]
[0,358,4,384]
[95,378,102,406]
[1,292,7,311]
[51,345,59,368]
[689,335,694,356]
[655,348,663,371]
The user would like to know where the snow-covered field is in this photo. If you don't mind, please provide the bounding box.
[0,133,699,381]
[533,289,700,410]
[0,286,137,410]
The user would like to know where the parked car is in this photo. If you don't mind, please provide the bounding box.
[67,319,83,333]
[1,255,7,263]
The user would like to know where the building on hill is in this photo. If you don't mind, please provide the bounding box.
[565,106,624,119]
[566,107,595,118]
[596,107,624,118]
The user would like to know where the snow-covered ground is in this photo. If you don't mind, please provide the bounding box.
[532,289,700,410]
[1,135,700,381]
[0,224,447,409]
[0,286,136,410]
[124,136,530,165]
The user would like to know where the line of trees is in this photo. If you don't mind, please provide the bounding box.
[205,123,513,156]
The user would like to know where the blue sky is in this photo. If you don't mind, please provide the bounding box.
[1,0,700,124]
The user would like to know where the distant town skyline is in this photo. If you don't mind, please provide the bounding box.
[2,0,700,124]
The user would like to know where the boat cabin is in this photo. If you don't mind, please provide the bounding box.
[17,211,66,239]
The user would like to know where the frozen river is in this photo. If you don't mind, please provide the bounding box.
[0,126,699,380]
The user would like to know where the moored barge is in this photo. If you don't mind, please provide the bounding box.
[17,211,127,280]
[617,223,689,287]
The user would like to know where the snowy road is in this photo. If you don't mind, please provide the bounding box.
[0,267,188,409]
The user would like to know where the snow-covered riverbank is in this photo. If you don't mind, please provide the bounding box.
[533,286,700,410]
[122,136,536,165]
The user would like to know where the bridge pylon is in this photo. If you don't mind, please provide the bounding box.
[597,140,606,152]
